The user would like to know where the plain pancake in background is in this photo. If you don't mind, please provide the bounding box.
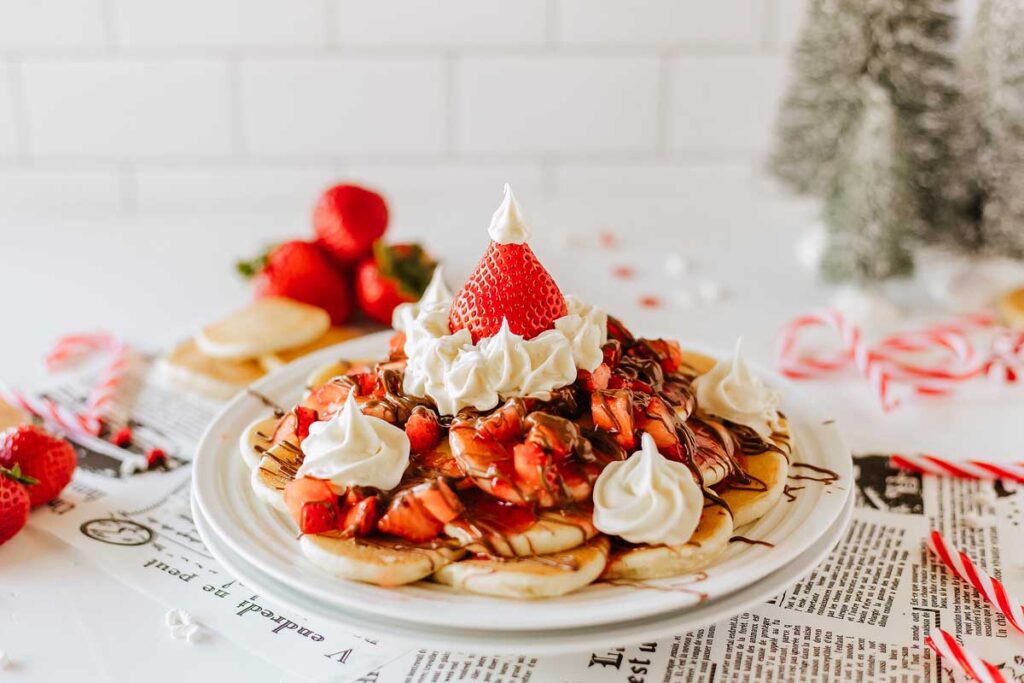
[196,297,330,361]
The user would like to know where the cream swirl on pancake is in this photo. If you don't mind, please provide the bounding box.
[592,433,704,546]
[692,339,781,439]
[297,393,410,491]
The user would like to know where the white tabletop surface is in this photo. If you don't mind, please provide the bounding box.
[2,187,1022,682]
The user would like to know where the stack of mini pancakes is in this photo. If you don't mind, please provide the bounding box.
[155,297,372,401]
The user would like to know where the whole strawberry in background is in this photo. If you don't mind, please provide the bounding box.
[0,464,35,544]
[356,242,438,325]
[449,185,567,342]
[0,425,76,508]
[314,184,389,266]
[238,240,353,324]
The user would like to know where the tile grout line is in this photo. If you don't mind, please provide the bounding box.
[99,0,119,51]
[228,55,246,159]
[118,162,138,212]
[545,0,559,47]
[655,52,672,159]
[323,0,339,49]
[6,56,32,162]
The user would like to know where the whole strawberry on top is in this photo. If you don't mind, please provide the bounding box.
[314,184,389,266]
[0,464,35,544]
[0,425,76,508]
[238,240,353,325]
[449,185,567,343]
[356,242,438,325]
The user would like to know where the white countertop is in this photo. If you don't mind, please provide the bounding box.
[2,188,1022,682]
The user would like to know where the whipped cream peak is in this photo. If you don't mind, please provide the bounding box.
[487,183,531,245]
[692,338,781,439]
[297,392,410,491]
[592,432,704,546]
[420,265,452,307]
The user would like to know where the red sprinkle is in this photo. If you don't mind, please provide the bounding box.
[599,230,617,249]
[145,448,166,469]
[638,295,662,309]
[112,426,133,448]
[612,265,635,279]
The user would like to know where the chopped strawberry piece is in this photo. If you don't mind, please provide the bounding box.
[606,316,635,344]
[577,363,611,392]
[637,396,681,458]
[405,409,442,454]
[340,495,379,537]
[294,407,318,441]
[591,389,636,450]
[283,477,341,534]
[513,442,557,491]
[388,331,407,359]
[474,399,525,442]
[377,483,450,542]
[524,412,577,459]
[413,479,463,524]
[557,462,593,503]
[412,441,466,479]
[636,338,684,374]
[301,379,352,415]
[602,341,623,368]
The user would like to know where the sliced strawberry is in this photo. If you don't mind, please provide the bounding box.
[556,462,593,503]
[377,484,448,542]
[411,440,466,479]
[524,412,577,459]
[591,389,636,450]
[405,409,442,454]
[602,340,623,368]
[637,396,681,458]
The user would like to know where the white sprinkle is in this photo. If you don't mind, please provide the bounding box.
[664,253,690,279]
[165,608,203,643]
[0,651,10,669]
[697,281,728,303]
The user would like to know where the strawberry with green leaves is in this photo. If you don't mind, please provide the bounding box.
[0,425,76,508]
[355,242,437,325]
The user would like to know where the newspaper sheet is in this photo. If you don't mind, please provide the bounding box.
[25,361,1024,682]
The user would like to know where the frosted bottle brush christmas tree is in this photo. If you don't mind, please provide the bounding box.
[769,0,1024,310]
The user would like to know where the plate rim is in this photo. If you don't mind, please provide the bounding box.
[193,490,855,655]
[192,331,854,631]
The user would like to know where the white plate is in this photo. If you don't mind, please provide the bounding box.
[192,332,853,633]
[193,490,854,655]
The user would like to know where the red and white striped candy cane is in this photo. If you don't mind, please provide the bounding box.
[925,628,1006,683]
[1,334,129,437]
[926,530,1024,633]
[890,454,1024,483]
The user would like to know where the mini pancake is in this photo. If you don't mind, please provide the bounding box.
[154,338,265,401]
[601,504,733,581]
[0,398,29,431]
[197,297,330,361]
[718,449,789,528]
[259,326,372,372]
[444,508,597,558]
[301,533,465,587]
[305,358,377,389]
[250,438,303,513]
[238,415,281,468]
[680,349,717,375]
[431,536,610,599]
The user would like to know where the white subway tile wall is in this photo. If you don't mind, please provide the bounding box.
[0,0,807,212]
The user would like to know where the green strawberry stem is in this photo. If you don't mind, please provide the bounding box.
[375,241,437,299]
[235,247,272,279]
[0,463,38,487]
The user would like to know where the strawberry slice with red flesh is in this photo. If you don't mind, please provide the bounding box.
[272,406,319,444]
[405,409,442,455]
[283,477,341,535]
[388,331,407,359]
[449,241,567,343]
[577,363,611,392]
[591,389,636,450]
[636,395,682,459]
[301,378,353,416]
[339,488,381,537]
[377,479,463,543]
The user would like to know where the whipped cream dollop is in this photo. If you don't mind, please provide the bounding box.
[395,293,606,415]
[691,339,781,438]
[487,184,531,245]
[592,432,704,546]
[296,393,410,491]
